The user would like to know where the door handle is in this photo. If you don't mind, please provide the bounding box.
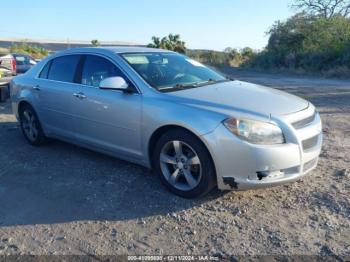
[33,85,41,91]
[73,92,87,99]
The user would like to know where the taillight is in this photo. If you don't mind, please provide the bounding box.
[12,58,16,73]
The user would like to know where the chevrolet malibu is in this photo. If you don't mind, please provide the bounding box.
[10,47,323,198]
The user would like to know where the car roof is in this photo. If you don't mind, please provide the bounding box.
[59,46,173,55]
[102,46,172,53]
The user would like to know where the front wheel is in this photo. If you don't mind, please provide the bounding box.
[154,129,216,198]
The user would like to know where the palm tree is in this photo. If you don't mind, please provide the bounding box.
[91,39,100,47]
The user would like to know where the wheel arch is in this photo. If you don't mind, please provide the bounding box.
[17,100,46,135]
[147,125,217,177]
[18,100,33,114]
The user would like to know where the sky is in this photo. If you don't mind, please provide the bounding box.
[0,0,294,51]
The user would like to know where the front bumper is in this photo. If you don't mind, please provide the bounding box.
[202,106,323,190]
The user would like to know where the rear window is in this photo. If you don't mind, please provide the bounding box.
[48,55,81,83]
[14,55,30,66]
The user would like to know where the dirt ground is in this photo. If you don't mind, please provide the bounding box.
[0,70,349,258]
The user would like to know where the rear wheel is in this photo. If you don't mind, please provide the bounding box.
[154,129,216,198]
[19,104,46,146]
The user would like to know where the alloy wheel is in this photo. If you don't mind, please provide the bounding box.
[21,109,39,142]
[159,140,202,191]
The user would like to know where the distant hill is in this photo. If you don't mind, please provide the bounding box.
[0,38,145,52]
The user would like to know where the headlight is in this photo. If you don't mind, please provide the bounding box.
[223,118,285,145]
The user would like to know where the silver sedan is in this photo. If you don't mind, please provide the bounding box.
[10,47,322,198]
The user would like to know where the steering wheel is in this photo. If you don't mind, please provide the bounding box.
[172,73,186,81]
[149,65,165,80]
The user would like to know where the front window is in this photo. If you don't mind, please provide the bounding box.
[121,52,228,92]
[81,55,126,88]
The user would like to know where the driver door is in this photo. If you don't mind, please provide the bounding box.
[72,55,143,159]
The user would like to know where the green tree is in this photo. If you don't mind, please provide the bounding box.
[241,47,254,58]
[292,0,350,18]
[148,34,186,54]
[227,48,242,67]
[223,47,233,53]
[247,12,350,72]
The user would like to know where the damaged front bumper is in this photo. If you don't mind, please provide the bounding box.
[201,107,323,191]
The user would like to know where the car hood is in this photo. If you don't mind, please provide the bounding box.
[166,80,309,117]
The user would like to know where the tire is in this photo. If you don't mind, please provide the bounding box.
[153,129,216,198]
[19,104,47,146]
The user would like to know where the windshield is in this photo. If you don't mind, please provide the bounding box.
[121,52,228,92]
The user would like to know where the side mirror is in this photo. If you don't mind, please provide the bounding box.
[99,77,133,93]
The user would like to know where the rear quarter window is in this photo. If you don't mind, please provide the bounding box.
[48,55,81,83]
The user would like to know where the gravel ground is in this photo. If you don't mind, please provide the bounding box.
[0,70,349,258]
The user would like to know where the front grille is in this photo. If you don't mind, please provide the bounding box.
[292,112,316,129]
[302,135,319,151]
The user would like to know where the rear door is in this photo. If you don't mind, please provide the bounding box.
[36,55,82,139]
[72,54,142,159]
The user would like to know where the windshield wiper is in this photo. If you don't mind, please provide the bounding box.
[175,79,231,89]
[195,78,231,87]
[172,83,199,89]
[157,82,199,92]
[159,79,232,92]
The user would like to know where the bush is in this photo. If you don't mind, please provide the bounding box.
[187,50,230,66]
[0,47,10,56]
[323,66,350,78]
[9,44,49,59]
[188,47,257,68]
[246,13,350,75]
